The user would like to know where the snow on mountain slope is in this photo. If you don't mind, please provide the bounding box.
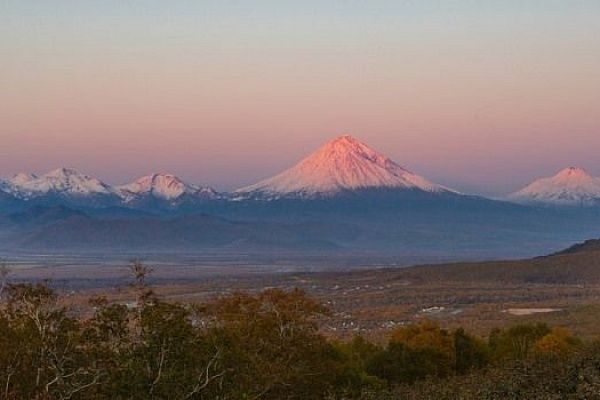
[509,167,600,206]
[6,168,117,199]
[10,172,38,187]
[236,135,454,199]
[118,173,217,202]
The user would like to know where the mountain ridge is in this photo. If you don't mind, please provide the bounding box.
[0,168,219,209]
[1,137,600,210]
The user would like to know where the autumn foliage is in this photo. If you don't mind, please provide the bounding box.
[0,267,598,399]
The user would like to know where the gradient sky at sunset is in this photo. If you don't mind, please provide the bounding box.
[1,1,599,195]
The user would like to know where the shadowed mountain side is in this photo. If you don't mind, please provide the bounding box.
[1,191,600,256]
[0,191,25,213]
[8,205,87,227]
[193,190,600,255]
[4,214,341,252]
[81,206,158,219]
[5,191,123,210]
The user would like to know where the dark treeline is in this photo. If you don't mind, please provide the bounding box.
[1,263,600,399]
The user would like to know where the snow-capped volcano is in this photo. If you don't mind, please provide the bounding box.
[509,167,600,206]
[236,135,454,199]
[5,168,117,199]
[118,173,217,202]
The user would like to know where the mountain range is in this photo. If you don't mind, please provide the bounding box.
[0,168,219,209]
[1,135,599,207]
[1,135,599,256]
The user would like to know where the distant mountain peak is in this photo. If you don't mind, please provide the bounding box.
[118,173,217,201]
[5,167,115,198]
[236,134,454,198]
[510,167,600,206]
[10,172,38,185]
[555,167,592,180]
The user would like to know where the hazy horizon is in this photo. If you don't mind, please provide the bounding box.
[2,1,599,196]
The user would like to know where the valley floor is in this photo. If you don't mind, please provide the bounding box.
[6,251,600,340]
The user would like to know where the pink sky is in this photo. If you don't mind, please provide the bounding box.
[1,1,599,195]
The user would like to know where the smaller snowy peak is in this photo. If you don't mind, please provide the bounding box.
[236,134,454,198]
[1,172,37,195]
[118,173,217,202]
[6,168,116,199]
[509,167,600,206]
[10,172,38,186]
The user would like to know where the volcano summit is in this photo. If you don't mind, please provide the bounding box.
[236,135,454,199]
